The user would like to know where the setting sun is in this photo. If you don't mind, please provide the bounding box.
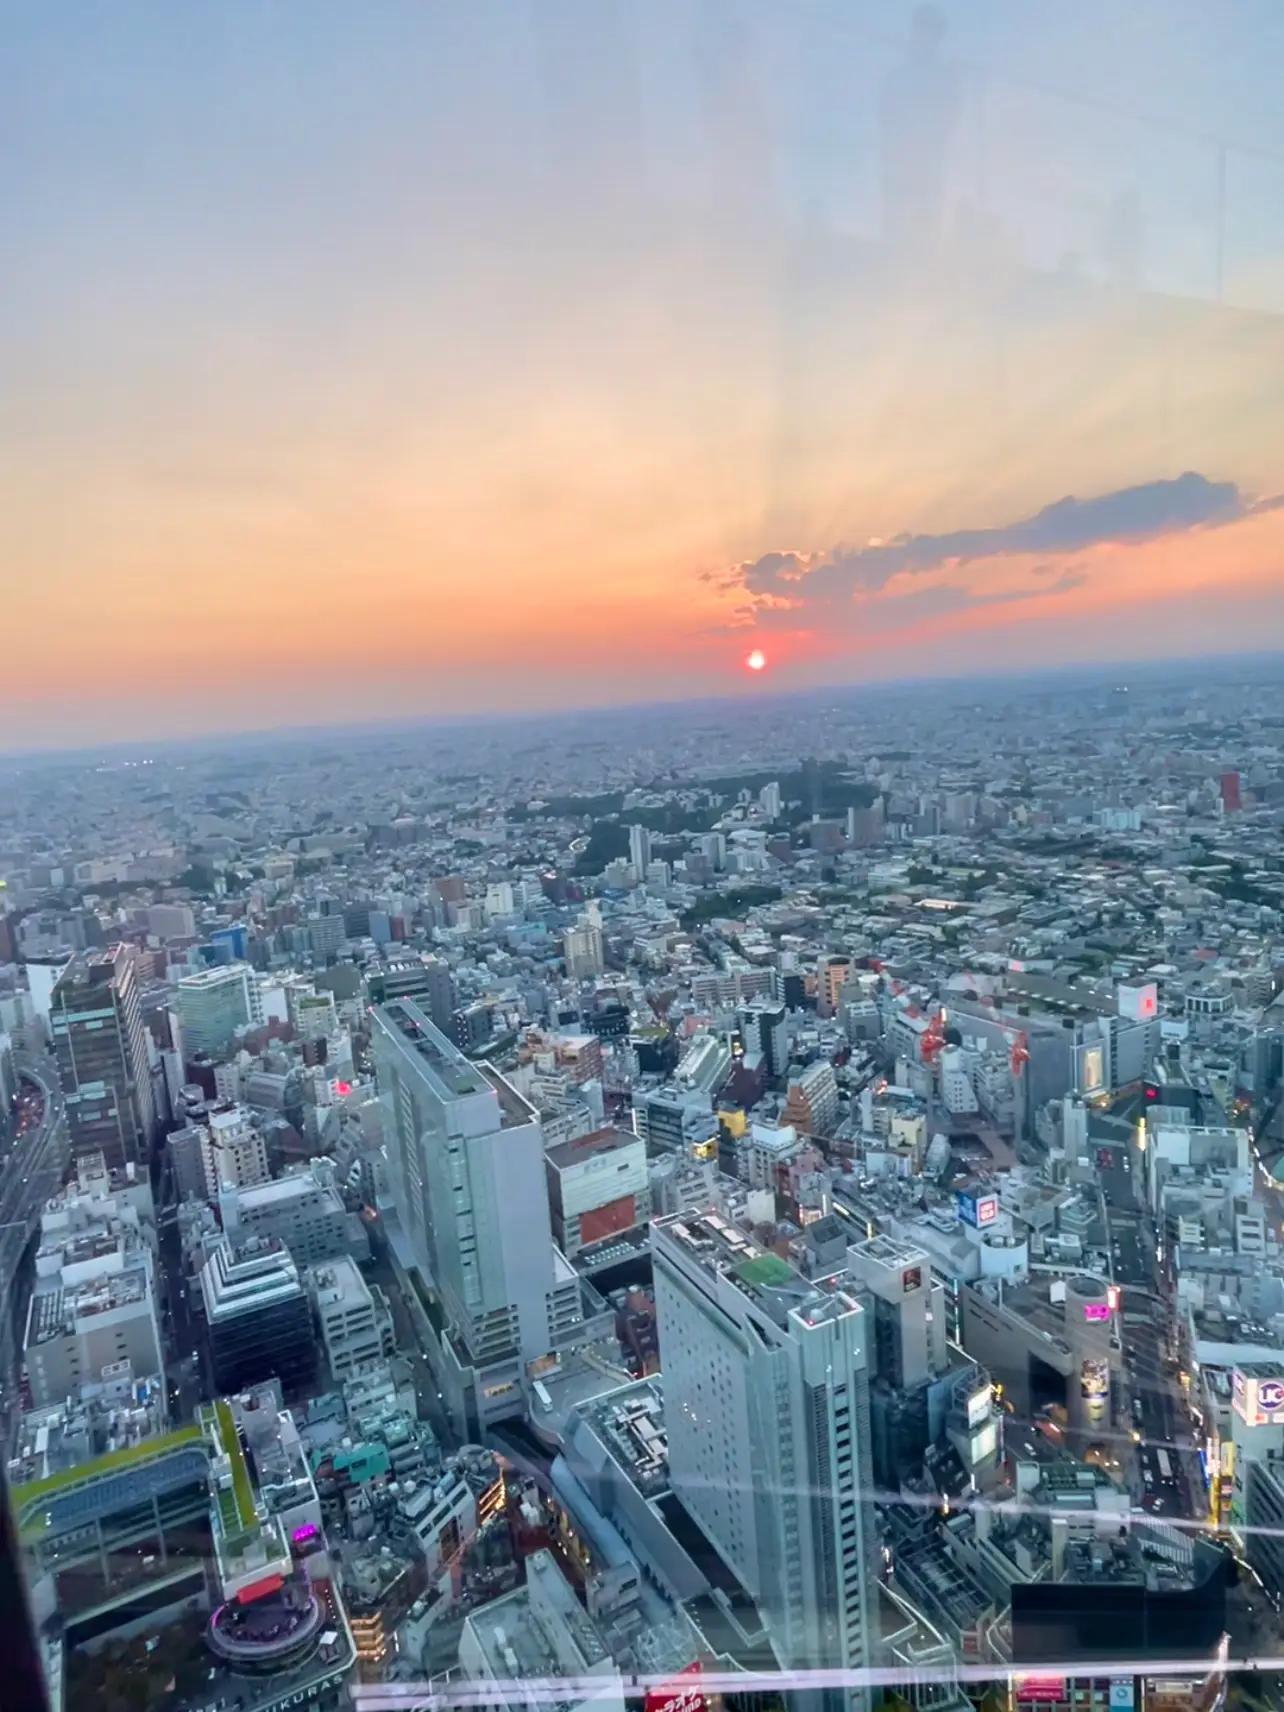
[746,649,766,672]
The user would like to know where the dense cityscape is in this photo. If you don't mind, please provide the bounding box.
[0,660,1280,1712]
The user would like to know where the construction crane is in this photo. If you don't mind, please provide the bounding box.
[1008,1029,1030,1076]
[920,1010,948,1064]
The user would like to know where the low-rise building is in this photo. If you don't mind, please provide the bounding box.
[460,1548,625,1712]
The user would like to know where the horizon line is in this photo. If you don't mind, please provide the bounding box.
[2,646,1281,766]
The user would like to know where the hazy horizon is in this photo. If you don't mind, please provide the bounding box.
[2,645,1279,763]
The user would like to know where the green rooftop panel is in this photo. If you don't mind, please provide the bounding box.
[735,1252,796,1288]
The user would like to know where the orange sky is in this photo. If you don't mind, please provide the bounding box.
[7,4,1284,748]
[4,210,1284,747]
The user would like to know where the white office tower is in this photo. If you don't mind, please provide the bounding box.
[372,1000,582,1434]
[653,1211,877,1712]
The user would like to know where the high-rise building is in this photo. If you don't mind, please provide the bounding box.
[628,824,651,878]
[199,1235,316,1396]
[372,1000,584,1434]
[819,956,852,1016]
[166,1102,272,1198]
[201,1101,271,1191]
[841,1234,1002,1492]
[652,1210,877,1711]
[1220,770,1242,814]
[564,910,604,980]
[49,946,156,1171]
[22,1154,166,1409]
[783,1058,841,1137]
[291,986,339,1043]
[739,1002,788,1081]
[176,962,255,1060]
[846,1236,942,1392]
[846,801,885,846]
[632,1082,718,1153]
[220,1156,353,1267]
[365,956,456,1035]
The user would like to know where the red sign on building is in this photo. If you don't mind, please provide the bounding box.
[645,1660,706,1712]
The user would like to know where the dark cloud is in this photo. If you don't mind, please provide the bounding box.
[732,472,1253,609]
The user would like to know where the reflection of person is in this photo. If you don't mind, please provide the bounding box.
[879,5,962,254]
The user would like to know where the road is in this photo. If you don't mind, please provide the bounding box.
[362,1241,455,1447]
[0,1050,69,1419]
[155,1194,208,1425]
[1094,1132,1205,1522]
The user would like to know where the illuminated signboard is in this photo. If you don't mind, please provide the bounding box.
[1081,1357,1109,1400]
[1084,1303,1111,1323]
[645,1661,706,1712]
[1015,1675,1066,1704]
[972,1420,999,1461]
[967,1384,993,1428]
[902,1266,922,1293]
[957,1190,999,1227]
[1081,1045,1105,1095]
[235,1573,285,1605]
[1107,1285,1120,1311]
[1233,1370,1284,1426]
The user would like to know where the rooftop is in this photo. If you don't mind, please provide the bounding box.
[63,1579,354,1712]
[477,1060,538,1129]
[545,1125,640,1171]
[655,1209,860,1330]
[236,1166,341,1210]
[582,1380,670,1499]
[178,964,249,990]
[312,1255,371,1309]
[11,1423,208,1543]
[466,1549,612,1705]
[378,1001,488,1098]
[850,1232,931,1273]
[206,1397,257,1534]
[27,1262,150,1346]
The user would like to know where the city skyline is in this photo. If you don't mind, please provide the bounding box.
[6,2,1284,748]
[3,649,1283,1710]
[8,8,1284,1708]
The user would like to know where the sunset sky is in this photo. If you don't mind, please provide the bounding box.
[5,0,1284,749]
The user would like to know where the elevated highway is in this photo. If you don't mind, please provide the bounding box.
[0,1050,69,1415]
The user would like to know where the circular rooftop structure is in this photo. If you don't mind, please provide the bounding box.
[207,1578,324,1675]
